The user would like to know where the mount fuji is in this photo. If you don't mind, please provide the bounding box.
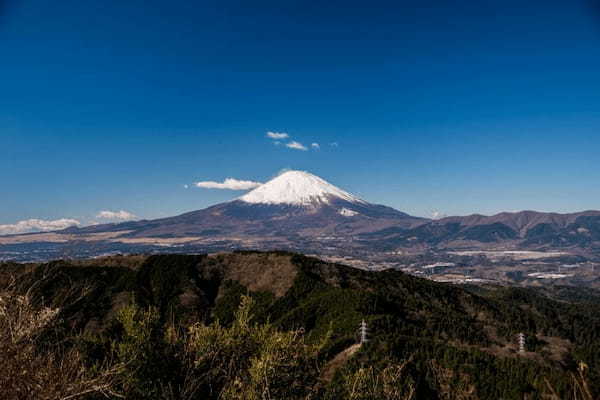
[239,170,365,206]
[4,170,600,261]
[67,170,425,242]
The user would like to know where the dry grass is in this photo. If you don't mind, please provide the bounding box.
[209,253,298,297]
[0,276,123,400]
[342,358,416,400]
[545,362,595,400]
[321,343,362,383]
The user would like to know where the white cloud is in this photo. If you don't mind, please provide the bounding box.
[286,141,308,151]
[311,142,320,149]
[194,178,262,190]
[266,131,289,140]
[431,211,448,220]
[330,142,339,147]
[96,210,138,221]
[277,168,294,175]
[0,218,81,235]
[183,184,189,189]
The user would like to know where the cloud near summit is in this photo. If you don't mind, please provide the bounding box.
[285,141,308,151]
[266,131,289,140]
[195,178,262,190]
[96,210,138,221]
[265,131,320,152]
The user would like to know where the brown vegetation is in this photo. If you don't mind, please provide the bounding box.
[0,277,123,400]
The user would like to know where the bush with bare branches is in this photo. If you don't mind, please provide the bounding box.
[0,279,122,400]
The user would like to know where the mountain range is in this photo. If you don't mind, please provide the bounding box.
[1,170,600,258]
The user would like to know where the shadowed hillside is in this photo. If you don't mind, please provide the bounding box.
[1,252,600,399]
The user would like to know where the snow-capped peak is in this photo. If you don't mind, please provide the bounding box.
[239,170,365,206]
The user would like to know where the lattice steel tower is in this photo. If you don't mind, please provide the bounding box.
[359,319,368,344]
[518,332,526,353]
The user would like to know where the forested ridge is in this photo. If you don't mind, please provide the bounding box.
[1,251,599,399]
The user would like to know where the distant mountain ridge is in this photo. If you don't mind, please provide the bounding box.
[440,210,600,234]
[363,209,600,250]
[2,170,600,257]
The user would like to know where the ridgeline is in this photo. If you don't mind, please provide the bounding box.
[1,251,599,399]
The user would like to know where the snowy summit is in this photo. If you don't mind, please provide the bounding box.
[239,170,365,206]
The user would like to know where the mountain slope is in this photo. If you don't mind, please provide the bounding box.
[3,252,600,398]
[64,170,425,240]
[239,170,365,205]
[362,210,600,250]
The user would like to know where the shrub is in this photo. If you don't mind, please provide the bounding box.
[0,281,122,400]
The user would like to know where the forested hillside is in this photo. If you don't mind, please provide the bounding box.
[1,252,599,399]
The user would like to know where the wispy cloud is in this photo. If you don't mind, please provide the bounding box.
[330,142,339,147]
[267,131,322,151]
[431,211,448,220]
[286,141,308,151]
[0,218,81,235]
[96,210,138,221]
[194,178,262,190]
[266,131,289,140]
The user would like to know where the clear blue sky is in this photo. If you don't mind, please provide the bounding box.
[2,0,600,228]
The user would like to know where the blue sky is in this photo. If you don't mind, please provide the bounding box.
[2,0,600,232]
